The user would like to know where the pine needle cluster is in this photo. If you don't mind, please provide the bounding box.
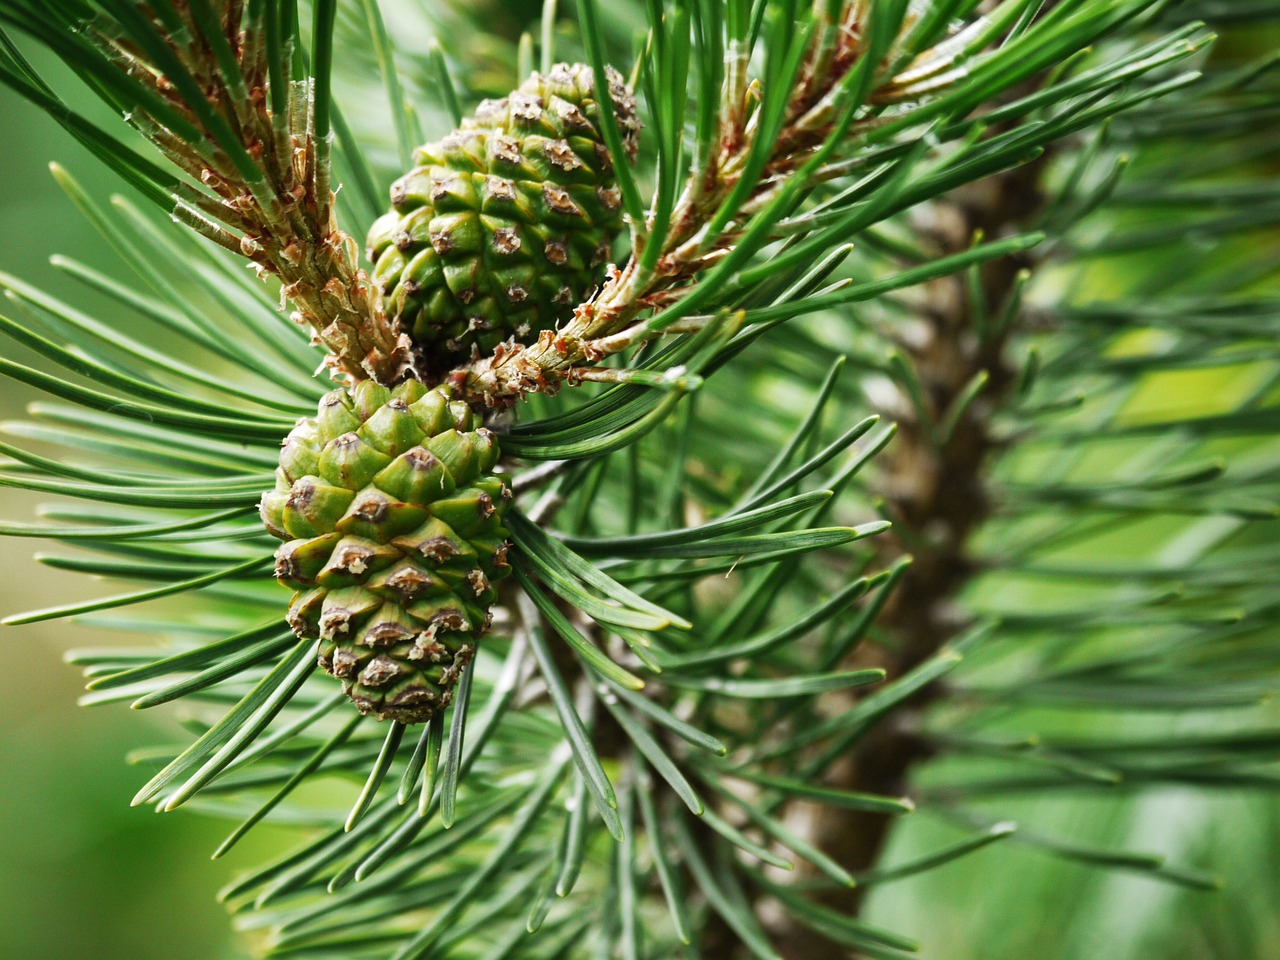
[0,2,1277,959]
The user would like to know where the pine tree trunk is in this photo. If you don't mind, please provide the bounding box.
[777,152,1049,958]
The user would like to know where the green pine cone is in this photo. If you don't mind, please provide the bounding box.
[366,62,640,375]
[261,381,512,723]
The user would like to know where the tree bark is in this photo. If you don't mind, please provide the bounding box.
[776,153,1049,958]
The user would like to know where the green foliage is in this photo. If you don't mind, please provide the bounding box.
[0,2,1277,959]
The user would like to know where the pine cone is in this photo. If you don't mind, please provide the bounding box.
[261,382,512,723]
[367,62,639,376]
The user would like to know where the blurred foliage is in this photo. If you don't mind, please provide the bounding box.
[0,52,280,960]
[866,23,1280,955]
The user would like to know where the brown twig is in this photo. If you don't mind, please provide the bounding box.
[92,1,412,385]
[455,4,978,409]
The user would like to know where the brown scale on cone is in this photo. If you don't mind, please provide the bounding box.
[260,380,512,723]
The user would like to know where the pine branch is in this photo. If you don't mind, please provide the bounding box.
[455,0,1183,407]
[456,3,936,403]
[0,0,412,383]
[0,4,1278,960]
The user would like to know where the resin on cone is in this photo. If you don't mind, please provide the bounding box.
[261,381,512,723]
[367,62,639,376]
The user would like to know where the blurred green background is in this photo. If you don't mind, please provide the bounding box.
[1,19,1278,960]
[0,52,281,960]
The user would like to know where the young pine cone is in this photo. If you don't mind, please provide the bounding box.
[261,381,511,723]
[366,63,640,376]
